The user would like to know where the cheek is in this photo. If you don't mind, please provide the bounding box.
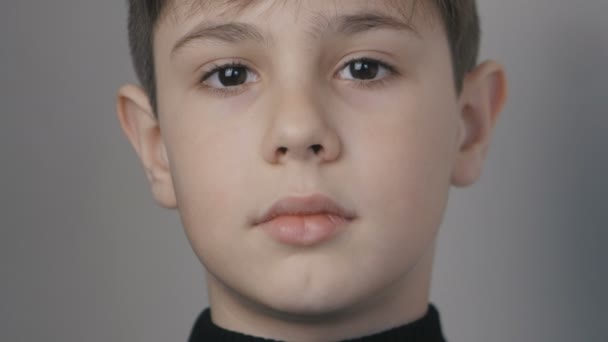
[346,93,457,240]
[338,102,456,290]
[162,112,259,245]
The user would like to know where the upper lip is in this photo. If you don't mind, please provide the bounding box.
[252,194,356,226]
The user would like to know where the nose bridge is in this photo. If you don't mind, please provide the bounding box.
[261,79,340,164]
[276,81,324,137]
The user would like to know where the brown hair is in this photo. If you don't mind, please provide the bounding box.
[126,0,479,116]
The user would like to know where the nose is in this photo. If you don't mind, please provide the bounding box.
[261,86,341,165]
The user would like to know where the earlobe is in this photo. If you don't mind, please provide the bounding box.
[451,60,508,187]
[116,84,177,208]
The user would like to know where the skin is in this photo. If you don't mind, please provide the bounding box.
[116,0,507,340]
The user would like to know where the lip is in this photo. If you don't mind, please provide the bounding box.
[253,194,356,226]
[252,194,356,246]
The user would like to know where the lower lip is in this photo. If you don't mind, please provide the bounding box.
[259,214,350,247]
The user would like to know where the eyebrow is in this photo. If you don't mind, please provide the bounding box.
[315,12,420,39]
[170,11,420,58]
[172,22,266,57]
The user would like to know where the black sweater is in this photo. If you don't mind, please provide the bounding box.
[188,303,446,341]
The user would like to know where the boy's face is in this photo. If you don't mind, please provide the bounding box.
[118,0,505,328]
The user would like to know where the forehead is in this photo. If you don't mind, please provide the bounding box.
[158,0,438,30]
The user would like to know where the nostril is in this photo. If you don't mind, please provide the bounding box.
[310,144,323,154]
[277,146,288,155]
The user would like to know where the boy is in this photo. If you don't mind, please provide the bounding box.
[116,0,507,340]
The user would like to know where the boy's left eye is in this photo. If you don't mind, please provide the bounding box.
[337,58,394,81]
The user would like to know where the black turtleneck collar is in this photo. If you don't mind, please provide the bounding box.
[188,303,447,342]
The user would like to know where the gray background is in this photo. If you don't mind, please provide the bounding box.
[1,0,606,341]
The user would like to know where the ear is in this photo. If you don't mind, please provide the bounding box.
[116,84,177,208]
[451,60,508,187]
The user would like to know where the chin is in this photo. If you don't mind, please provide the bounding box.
[247,270,376,320]
[260,292,357,320]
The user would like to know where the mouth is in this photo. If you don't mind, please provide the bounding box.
[252,194,356,247]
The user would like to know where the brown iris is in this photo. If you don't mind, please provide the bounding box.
[218,67,248,86]
[349,60,379,80]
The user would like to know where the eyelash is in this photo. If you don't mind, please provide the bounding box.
[197,57,400,96]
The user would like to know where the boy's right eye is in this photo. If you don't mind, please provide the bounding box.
[200,63,259,90]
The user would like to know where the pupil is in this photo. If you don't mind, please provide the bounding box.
[350,61,378,80]
[219,67,247,86]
